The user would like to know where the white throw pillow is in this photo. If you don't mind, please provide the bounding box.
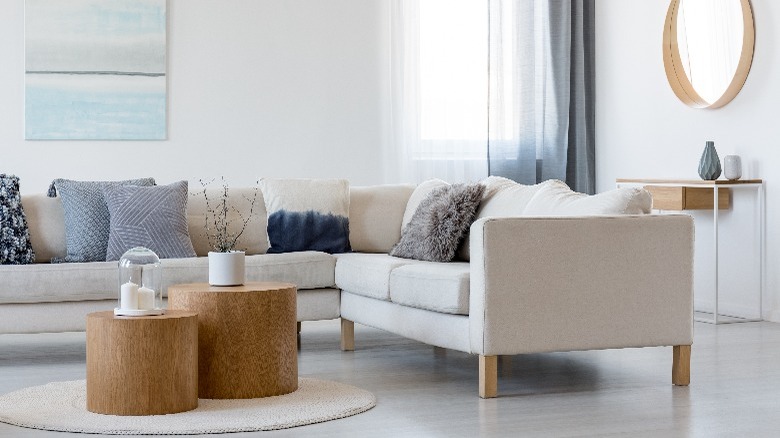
[400,179,450,232]
[523,180,652,216]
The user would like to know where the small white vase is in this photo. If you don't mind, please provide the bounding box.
[208,251,245,286]
[724,155,742,180]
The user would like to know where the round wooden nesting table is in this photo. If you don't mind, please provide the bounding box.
[168,281,298,399]
[86,310,199,416]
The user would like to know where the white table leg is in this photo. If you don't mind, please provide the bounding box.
[713,186,719,324]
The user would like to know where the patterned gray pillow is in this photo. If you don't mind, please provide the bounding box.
[48,177,156,262]
[390,183,485,262]
[0,174,35,264]
[103,180,196,261]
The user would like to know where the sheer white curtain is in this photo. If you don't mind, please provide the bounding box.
[487,0,595,194]
[389,0,489,184]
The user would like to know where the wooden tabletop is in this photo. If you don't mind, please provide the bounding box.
[617,178,762,185]
[167,281,297,294]
[89,309,197,321]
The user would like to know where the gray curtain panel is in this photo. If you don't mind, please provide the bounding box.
[487,0,595,194]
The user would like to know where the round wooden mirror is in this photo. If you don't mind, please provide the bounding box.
[663,0,755,109]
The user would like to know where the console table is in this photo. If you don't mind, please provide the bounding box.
[616,178,764,324]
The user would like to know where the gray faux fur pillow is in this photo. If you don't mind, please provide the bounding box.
[390,183,485,262]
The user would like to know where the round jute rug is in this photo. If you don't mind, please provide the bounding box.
[0,378,375,435]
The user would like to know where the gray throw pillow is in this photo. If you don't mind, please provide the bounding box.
[390,183,485,262]
[47,177,156,262]
[0,174,35,264]
[103,180,196,261]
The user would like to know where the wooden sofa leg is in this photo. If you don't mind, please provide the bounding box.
[672,345,691,386]
[479,355,498,398]
[340,318,355,351]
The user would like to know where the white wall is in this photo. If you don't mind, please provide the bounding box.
[0,0,389,194]
[596,0,780,321]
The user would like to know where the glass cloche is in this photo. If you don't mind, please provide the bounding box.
[114,247,165,316]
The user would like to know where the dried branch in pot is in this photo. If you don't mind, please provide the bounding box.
[196,177,259,252]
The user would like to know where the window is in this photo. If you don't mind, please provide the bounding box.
[418,0,487,153]
[391,0,488,183]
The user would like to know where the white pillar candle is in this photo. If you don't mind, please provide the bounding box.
[137,287,155,310]
[120,282,139,310]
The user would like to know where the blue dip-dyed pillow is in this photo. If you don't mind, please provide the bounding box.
[259,179,351,254]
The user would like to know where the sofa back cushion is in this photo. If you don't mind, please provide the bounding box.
[22,182,419,261]
[458,177,550,261]
[400,179,450,231]
[20,194,66,263]
[187,187,268,257]
[523,179,653,215]
[349,184,415,253]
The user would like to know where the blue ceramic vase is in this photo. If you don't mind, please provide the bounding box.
[698,141,721,180]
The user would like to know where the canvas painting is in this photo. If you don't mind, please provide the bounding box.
[25,0,167,140]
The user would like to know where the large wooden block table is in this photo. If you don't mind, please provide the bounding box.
[168,282,298,399]
[86,310,199,416]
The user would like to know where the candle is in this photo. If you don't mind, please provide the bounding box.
[120,282,139,310]
[137,286,155,310]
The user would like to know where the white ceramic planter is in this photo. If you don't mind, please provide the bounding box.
[208,251,246,286]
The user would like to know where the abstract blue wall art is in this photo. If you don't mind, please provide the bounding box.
[25,0,167,140]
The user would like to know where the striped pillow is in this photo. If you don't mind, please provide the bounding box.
[102,181,196,261]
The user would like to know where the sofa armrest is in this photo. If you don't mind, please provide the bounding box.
[468,215,694,356]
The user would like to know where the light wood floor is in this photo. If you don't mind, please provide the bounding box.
[2,320,780,437]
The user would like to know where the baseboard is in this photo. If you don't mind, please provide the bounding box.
[693,300,761,320]
[762,310,780,323]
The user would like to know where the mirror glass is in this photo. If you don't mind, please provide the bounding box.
[663,0,754,108]
[677,0,743,104]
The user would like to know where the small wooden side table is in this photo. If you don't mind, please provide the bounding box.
[168,282,298,399]
[86,310,199,416]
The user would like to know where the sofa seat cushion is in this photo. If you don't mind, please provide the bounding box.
[162,251,336,291]
[0,261,119,304]
[0,251,335,304]
[335,253,423,301]
[389,262,470,315]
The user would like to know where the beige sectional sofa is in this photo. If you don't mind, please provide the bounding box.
[0,179,694,398]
